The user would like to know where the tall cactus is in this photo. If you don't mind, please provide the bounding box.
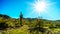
[20,12,23,26]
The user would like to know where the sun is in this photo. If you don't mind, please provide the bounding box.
[34,2,46,12]
[33,0,48,13]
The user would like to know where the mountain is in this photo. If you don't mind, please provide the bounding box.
[0,14,10,19]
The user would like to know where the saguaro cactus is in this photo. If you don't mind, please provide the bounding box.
[20,12,23,26]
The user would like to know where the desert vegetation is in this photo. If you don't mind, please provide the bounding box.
[0,12,60,34]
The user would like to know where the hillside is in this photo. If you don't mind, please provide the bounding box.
[0,14,60,34]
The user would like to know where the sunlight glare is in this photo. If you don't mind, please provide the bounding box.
[34,2,47,12]
[33,1,47,12]
[28,0,56,17]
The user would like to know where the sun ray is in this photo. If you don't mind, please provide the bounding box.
[34,1,47,11]
[27,0,56,18]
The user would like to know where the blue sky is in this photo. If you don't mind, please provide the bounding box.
[0,0,60,20]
